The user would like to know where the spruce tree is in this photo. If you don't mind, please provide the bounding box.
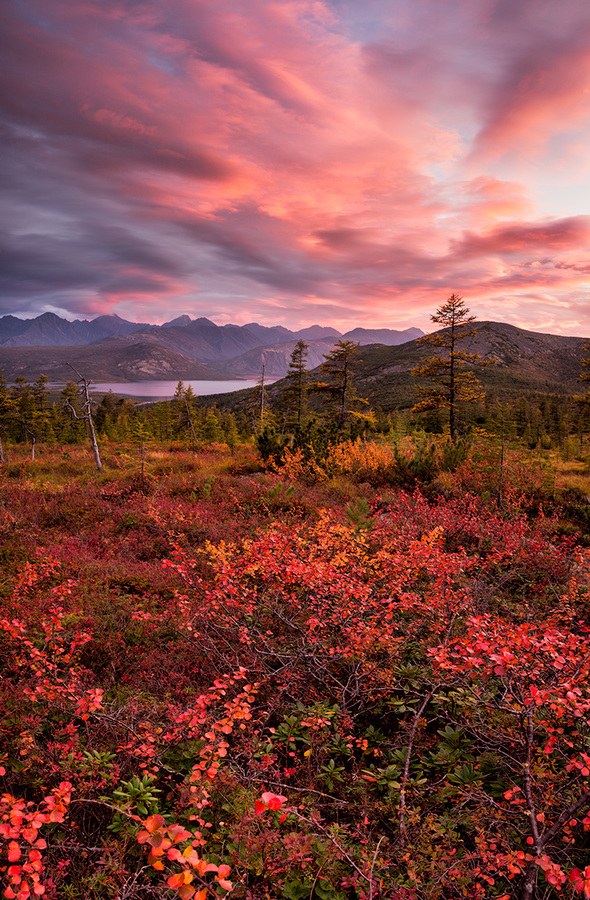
[0,369,13,461]
[316,340,368,432]
[280,340,310,430]
[202,410,223,443]
[412,294,485,441]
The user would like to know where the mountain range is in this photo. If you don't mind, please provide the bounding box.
[0,313,587,406]
[196,321,590,414]
[0,312,423,381]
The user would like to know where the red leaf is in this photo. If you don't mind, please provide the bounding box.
[7,840,21,862]
[144,814,165,833]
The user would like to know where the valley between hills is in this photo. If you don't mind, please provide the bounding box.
[0,313,587,412]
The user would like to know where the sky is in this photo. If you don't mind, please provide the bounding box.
[2,0,590,335]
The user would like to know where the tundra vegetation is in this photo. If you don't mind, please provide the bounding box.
[2,319,590,899]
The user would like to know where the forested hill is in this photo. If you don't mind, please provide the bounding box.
[352,321,588,411]
[0,319,587,402]
[199,321,589,414]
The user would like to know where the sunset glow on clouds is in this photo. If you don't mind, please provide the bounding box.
[2,0,590,333]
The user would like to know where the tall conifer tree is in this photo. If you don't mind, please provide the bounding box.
[280,340,310,429]
[412,294,485,441]
[317,340,367,432]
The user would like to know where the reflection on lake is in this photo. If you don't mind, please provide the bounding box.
[89,379,267,400]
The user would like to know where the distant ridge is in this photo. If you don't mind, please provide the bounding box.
[0,342,222,382]
[0,312,147,347]
[0,312,425,379]
[0,318,586,392]
[226,339,337,377]
[343,326,423,345]
[162,315,192,328]
[293,325,341,340]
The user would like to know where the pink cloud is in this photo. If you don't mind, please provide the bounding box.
[453,177,535,226]
[472,42,590,164]
[452,217,590,259]
[1,0,590,333]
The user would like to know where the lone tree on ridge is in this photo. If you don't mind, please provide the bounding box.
[412,294,486,441]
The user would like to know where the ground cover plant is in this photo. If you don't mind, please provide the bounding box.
[1,438,590,900]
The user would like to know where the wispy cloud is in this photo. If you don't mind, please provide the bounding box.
[1,0,589,333]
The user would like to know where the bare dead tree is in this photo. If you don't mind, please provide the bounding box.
[247,363,269,435]
[25,426,36,461]
[64,365,103,471]
[184,395,199,448]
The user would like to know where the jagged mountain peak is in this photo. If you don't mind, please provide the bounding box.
[163,315,193,328]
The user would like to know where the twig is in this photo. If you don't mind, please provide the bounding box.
[368,835,385,899]
[399,691,432,848]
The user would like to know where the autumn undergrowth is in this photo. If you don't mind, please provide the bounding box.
[1,439,590,900]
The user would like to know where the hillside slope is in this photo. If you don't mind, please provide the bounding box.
[0,313,424,377]
[0,341,222,382]
[354,321,588,410]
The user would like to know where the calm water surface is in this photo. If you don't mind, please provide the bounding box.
[89,379,266,400]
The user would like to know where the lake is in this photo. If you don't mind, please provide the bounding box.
[88,379,269,400]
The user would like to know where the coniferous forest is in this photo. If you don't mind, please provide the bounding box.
[2,305,590,900]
